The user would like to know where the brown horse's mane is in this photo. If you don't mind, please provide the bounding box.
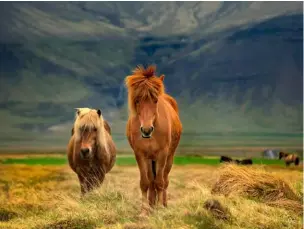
[125,65,165,114]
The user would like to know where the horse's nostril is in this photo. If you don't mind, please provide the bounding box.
[140,126,154,137]
[81,148,89,156]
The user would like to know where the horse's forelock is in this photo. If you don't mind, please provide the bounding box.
[74,110,104,133]
[74,110,108,151]
[126,69,165,115]
[133,65,156,78]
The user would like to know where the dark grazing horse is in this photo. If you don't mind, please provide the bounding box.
[236,158,253,165]
[279,152,300,166]
[220,156,253,165]
[220,156,233,163]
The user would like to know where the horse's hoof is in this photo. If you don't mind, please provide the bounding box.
[138,211,149,219]
[156,201,166,208]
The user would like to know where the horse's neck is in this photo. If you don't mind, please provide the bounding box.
[155,97,171,129]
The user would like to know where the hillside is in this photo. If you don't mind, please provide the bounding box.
[0,2,302,150]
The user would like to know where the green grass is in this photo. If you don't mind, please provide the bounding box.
[0,156,285,166]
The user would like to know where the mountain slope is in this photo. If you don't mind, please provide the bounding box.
[0,2,302,149]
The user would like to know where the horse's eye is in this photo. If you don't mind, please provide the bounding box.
[93,128,97,132]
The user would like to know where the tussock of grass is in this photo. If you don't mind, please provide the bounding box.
[211,164,303,215]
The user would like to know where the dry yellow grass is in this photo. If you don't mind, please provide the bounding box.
[211,164,303,215]
[0,163,302,229]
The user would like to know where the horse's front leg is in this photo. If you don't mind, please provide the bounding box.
[77,174,88,196]
[155,152,168,208]
[135,153,150,216]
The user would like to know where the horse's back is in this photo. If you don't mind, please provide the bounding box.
[104,120,112,135]
[163,94,179,114]
[161,95,182,155]
[67,135,77,172]
[126,118,134,150]
[103,131,117,173]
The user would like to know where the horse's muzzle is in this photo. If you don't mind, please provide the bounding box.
[140,126,154,138]
[80,148,90,159]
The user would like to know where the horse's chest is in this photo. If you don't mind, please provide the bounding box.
[76,162,103,174]
[134,138,165,160]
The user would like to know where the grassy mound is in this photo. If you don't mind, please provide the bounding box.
[211,164,303,215]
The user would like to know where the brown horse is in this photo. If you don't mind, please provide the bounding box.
[67,108,116,195]
[125,65,183,215]
[279,151,300,166]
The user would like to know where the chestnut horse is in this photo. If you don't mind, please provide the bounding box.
[125,65,182,215]
[67,108,116,195]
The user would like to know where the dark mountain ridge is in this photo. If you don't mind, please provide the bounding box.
[0,2,302,149]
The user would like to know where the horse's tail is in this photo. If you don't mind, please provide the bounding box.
[295,156,300,166]
[151,160,156,179]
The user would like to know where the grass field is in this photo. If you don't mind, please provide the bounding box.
[0,154,302,229]
[0,155,286,166]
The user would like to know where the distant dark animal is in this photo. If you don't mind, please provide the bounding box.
[236,158,253,165]
[279,151,300,166]
[220,156,253,165]
[67,108,116,196]
[220,156,233,163]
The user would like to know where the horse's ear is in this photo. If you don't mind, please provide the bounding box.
[159,74,165,81]
[75,108,80,116]
[97,109,101,117]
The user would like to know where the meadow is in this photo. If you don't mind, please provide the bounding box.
[0,155,287,166]
[0,153,302,229]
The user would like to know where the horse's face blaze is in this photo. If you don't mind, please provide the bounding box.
[79,127,98,159]
[137,99,157,138]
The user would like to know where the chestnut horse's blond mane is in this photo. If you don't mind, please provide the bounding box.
[73,108,108,152]
[125,65,165,115]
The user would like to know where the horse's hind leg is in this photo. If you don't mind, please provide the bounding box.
[148,182,156,207]
[163,154,174,207]
[148,160,156,207]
